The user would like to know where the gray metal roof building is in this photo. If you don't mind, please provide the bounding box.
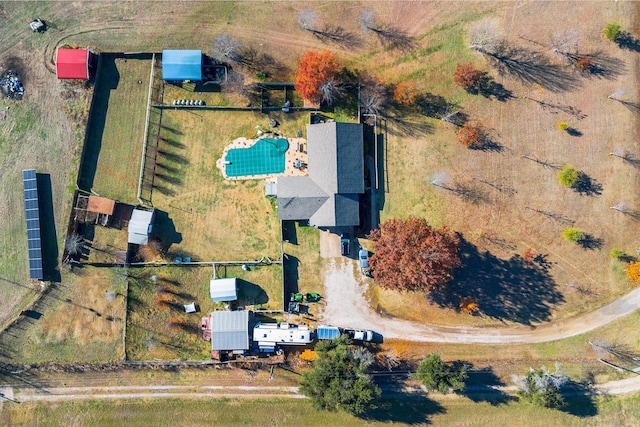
[277,122,364,227]
[211,310,250,351]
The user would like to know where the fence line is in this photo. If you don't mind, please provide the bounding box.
[137,53,156,205]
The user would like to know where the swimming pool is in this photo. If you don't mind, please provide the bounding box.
[224,137,289,177]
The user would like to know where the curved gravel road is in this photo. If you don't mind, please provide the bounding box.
[320,260,640,344]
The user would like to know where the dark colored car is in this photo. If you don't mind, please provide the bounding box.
[340,233,350,256]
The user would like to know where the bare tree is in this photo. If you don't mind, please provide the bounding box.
[608,87,629,101]
[64,233,84,258]
[318,79,346,105]
[211,33,243,62]
[297,9,318,31]
[359,9,375,33]
[610,201,630,213]
[220,69,245,94]
[551,29,580,59]
[469,19,503,54]
[360,81,388,115]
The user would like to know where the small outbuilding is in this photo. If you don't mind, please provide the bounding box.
[209,278,238,302]
[162,49,202,81]
[127,208,155,245]
[56,48,93,79]
[211,310,250,352]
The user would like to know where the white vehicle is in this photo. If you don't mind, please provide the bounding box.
[348,329,374,342]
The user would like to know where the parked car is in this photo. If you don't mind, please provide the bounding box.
[347,329,374,342]
[358,247,369,272]
[340,233,350,256]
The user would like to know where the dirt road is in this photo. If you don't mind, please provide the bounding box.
[321,260,640,344]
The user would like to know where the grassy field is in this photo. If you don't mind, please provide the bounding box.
[2,393,640,426]
[0,267,126,363]
[125,264,282,361]
[79,54,151,203]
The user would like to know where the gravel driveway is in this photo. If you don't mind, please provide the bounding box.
[320,259,640,344]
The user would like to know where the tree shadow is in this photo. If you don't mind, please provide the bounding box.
[485,43,582,92]
[452,182,491,205]
[526,98,588,120]
[572,172,602,196]
[237,279,269,306]
[159,138,186,149]
[77,54,120,191]
[611,98,640,114]
[567,51,626,80]
[283,253,300,312]
[151,210,183,252]
[370,24,415,51]
[310,25,363,50]
[385,116,433,137]
[360,394,445,424]
[577,234,604,250]
[156,162,180,174]
[471,75,513,102]
[237,47,290,80]
[155,173,182,186]
[157,149,189,164]
[281,220,298,245]
[561,381,598,417]
[459,366,515,405]
[470,138,503,152]
[616,32,640,52]
[565,127,582,137]
[430,237,564,324]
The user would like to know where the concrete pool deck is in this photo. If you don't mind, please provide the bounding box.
[216,135,308,181]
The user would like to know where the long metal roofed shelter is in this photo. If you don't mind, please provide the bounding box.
[276,122,364,227]
[162,50,202,81]
[127,209,155,245]
[22,169,43,280]
[210,278,238,302]
[56,48,92,79]
[211,310,250,352]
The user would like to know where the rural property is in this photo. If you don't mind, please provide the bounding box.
[1,1,640,425]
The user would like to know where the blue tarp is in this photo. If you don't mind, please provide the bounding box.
[162,49,202,81]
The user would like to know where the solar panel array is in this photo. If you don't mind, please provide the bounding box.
[22,169,43,280]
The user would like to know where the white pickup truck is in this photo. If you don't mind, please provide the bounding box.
[346,329,374,342]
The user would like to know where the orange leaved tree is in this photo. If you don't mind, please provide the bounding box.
[626,261,640,285]
[393,81,419,106]
[368,217,461,292]
[294,50,340,103]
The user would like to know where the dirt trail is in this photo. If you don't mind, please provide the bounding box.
[320,260,640,344]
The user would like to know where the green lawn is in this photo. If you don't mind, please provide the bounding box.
[2,394,640,426]
[125,264,282,361]
[79,54,151,203]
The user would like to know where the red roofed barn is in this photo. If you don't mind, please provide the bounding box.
[56,48,93,79]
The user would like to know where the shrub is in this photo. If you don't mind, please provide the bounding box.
[626,261,640,285]
[393,81,419,106]
[603,22,623,42]
[557,165,579,187]
[459,297,480,315]
[563,227,584,243]
[575,56,593,72]
[415,354,468,394]
[456,123,481,148]
[523,248,535,263]
[453,63,484,91]
[557,121,569,131]
[610,248,626,259]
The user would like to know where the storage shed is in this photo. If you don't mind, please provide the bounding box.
[210,278,238,302]
[211,310,250,352]
[162,50,202,81]
[127,208,154,245]
[56,48,93,79]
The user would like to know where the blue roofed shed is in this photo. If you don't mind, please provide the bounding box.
[162,50,202,81]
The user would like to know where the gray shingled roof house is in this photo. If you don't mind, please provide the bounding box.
[277,122,364,227]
